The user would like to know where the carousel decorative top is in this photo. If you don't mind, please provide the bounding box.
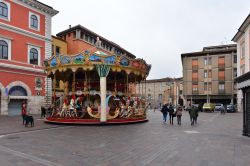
[44,50,151,77]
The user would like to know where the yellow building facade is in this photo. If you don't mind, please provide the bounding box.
[52,35,67,55]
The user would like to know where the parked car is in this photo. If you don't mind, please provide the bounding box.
[192,104,199,108]
[214,103,224,111]
[226,104,236,113]
[203,103,215,112]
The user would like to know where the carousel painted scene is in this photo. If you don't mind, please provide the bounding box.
[44,38,151,124]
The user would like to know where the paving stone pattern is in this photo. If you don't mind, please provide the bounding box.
[0,111,249,166]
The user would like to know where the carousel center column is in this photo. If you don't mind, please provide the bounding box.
[96,64,111,122]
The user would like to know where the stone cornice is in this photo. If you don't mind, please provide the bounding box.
[232,14,250,42]
[0,62,45,74]
[0,22,51,41]
[17,0,59,16]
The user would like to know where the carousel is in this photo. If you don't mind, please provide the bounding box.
[44,45,151,124]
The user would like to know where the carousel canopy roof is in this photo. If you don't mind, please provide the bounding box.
[44,50,151,77]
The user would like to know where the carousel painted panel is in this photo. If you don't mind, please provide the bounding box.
[73,54,85,64]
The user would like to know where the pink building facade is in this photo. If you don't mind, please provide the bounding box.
[0,0,58,115]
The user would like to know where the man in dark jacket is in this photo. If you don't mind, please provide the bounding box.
[190,105,198,125]
[41,106,46,118]
[168,104,175,125]
[161,104,168,123]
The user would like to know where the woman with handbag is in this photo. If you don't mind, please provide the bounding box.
[176,106,183,125]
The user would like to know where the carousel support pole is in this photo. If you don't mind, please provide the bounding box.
[145,77,147,106]
[142,79,144,98]
[124,75,126,95]
[96,64,111,123]
[126,73,129,95]
[100,76,107,122]
[53,73,56,108]
[135,76,137,95]
[72,70,76,94]
[134,76,136,96]
[114,72,117,93]
[86,71,90,104]
[139,81,141,97]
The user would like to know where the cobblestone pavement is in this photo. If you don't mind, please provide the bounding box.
[0,110,249,166]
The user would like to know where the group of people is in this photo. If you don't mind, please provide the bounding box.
[160,104,183,125]
[160,104,199,126]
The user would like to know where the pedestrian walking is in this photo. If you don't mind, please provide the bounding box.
[190,105,198,126]
[187,104,192,122]
[41,105,46,118]
[220,106,226,115]
[168,104,175,125]
[47,105,52,117]
[161,104,168,123]
[194,106,198,124]
[176,105,183,125]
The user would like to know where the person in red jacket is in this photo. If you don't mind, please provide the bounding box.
[21,101,27,125]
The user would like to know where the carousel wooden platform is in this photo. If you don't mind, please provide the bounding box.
[44,117,148,125]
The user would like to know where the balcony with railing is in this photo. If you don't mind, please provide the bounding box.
[192,90,199,94]
[218,63,225,69]
[192,77,198,82]
[218,76,225,81]
[192,65,198,71]
[218,90,225,94]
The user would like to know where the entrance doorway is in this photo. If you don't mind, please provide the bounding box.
[8,86,27,116]
[8,99,24,116]
[245,89,250,135]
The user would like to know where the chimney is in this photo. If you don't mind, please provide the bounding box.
[69,25,71,29]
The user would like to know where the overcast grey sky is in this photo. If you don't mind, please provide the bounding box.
[42,0,250,79]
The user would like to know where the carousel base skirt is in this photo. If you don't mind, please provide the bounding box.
[44,117,148,125]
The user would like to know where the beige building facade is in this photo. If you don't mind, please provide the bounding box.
[181,44,237,106]
[136,77,183,108]
[232,14,250,113]
[233,14,250,136]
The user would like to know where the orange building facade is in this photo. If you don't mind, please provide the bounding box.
[0,0,58,115]
[56,25,136,59]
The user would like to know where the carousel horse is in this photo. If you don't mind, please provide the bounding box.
[87,106,120,120]
[87,106,100,119]
[132,100,139,114]
[60,102,68,117]
[65,98,75,118]
[126,106,133,118]
[119,104,127,118]
[135,108,145,116]
[107,107,120,119]
[78,107,86,118]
